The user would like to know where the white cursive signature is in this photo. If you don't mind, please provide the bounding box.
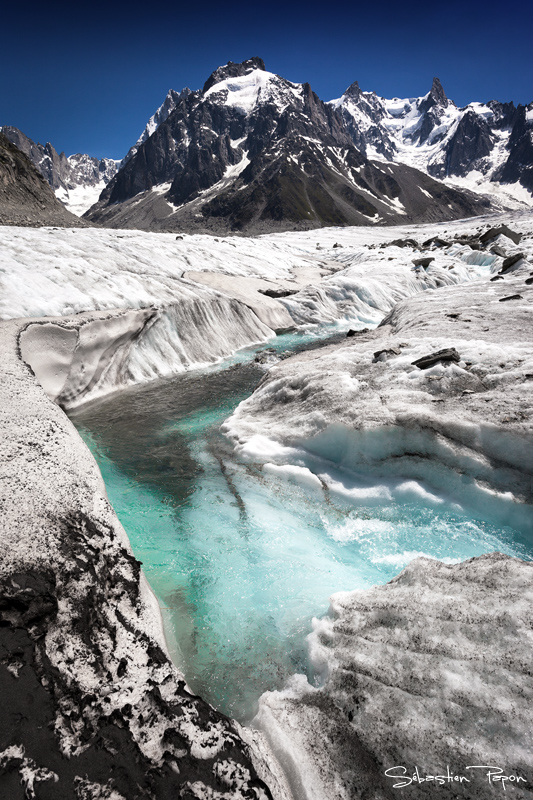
[384,765,527,790]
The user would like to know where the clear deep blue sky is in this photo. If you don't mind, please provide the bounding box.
[1,0,531,160]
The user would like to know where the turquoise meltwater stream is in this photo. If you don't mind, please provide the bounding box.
[69,329,532,723]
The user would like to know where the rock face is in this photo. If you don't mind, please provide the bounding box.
[121,87,192,166]
[331,78,533,203]
[1,126,117,193]
[0,133,88,227]
[497,105,533,192]
[84,59,490,233]
[1,126,117,215]
[0,319,274,800]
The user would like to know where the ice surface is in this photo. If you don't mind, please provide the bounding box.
[2,214,518,406]
[255,554,533,800]
[71,336,530,731]
[216,215,533,796]
[2,211,532,797]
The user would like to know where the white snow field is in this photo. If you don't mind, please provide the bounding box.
[55,181,109,216]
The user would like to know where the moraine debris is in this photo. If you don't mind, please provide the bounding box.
[411,347,461,369]
[412,257,434,268]
[499,294,523,302]
[499,253,525,273]
[480,225,522,246]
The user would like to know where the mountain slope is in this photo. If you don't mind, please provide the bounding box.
[85,59,490,234]
[331,78,533,207]
[121,87,192,166]
[1,126,117,215]
[0,132,89,227]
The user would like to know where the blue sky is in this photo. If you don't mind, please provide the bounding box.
[1,0,531,160]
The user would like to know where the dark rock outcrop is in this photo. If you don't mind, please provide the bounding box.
[1,126,117,194]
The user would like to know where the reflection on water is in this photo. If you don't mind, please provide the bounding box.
[70,330,532,722]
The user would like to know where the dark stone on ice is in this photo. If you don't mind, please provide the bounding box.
[490,275,504,281]
[412,347,461,369]
[412,257,434,268]
[373,346,401,362]
[259,287,297,298]
[499,294,523,302]
[333,242,343,248]
[525,277,533,285]
[480,225,522,245]
[387,238,419,248]
[423,236,450,248]
[490,244,507,258]
[499,253,525,273]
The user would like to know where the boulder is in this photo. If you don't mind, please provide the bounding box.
[411,347,461,369]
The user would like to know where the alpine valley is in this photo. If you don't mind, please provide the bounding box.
[0,56,532,800]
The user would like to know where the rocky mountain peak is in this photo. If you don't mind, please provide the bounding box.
[202,57,266,94]
[344,80,362,101]
[420,77,449,112]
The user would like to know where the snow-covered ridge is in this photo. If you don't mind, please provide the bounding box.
[330,81,533,208]
[203,68,303,115]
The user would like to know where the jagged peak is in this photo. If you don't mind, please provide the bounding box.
[430,77,447,103]
[202,57,266,94]
[344,80,362,101]
[419,77,449,112]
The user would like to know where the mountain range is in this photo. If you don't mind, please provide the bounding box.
[0,132,87,227]
[0,126,117,216]
[2,58,532,232]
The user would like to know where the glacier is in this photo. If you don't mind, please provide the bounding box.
[1,210,532,799]
[1,213,526,407]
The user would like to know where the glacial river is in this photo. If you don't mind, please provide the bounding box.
[70,328,531,722]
